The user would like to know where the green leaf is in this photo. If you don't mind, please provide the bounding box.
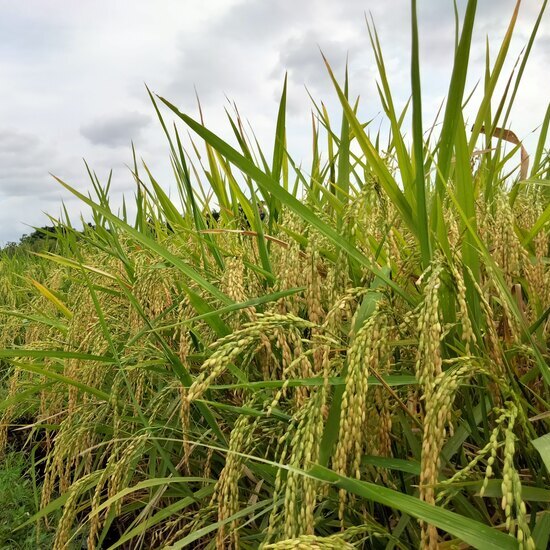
[522,200,550,247]
[51,174,234,306]
[28,278,73,319]
[157,95,414,305]
[410,0,431,269]
[436,0,477,187]
[90,477,214,519]
[166,498,275,549]
[309,465,518,550]
[160,287,305,330]
[209,374,418,391]
[271,74,287,186]
[531,102,550,177]
[12,361,110,401]
[0,349,114,362]
[107,486,215,550]
[532,511,550,550]
[336,65,350,209]
[469,1,520,151]
[532,433,550,473]
[321,55,417,238]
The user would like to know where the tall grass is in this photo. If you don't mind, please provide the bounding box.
[1,1,550,548]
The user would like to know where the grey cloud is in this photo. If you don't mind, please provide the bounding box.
[166,0,321,107]
[530,33,550,64]
[276,31,362,89]
[80,112,151,147]
[0,130,41,155]
[208,0,309,41]
[272,31,374,117]
[0,128,112,205]
[0,129,61,198]
[168,41,247,103]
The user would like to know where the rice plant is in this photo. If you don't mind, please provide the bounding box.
[1,1,549,548]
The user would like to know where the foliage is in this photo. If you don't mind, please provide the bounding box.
[0,451,56,549]
[1,1,550,549]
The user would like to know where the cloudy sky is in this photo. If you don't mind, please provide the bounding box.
[0,0,548,244]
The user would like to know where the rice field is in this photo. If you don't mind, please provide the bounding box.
[1,1,549,549]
